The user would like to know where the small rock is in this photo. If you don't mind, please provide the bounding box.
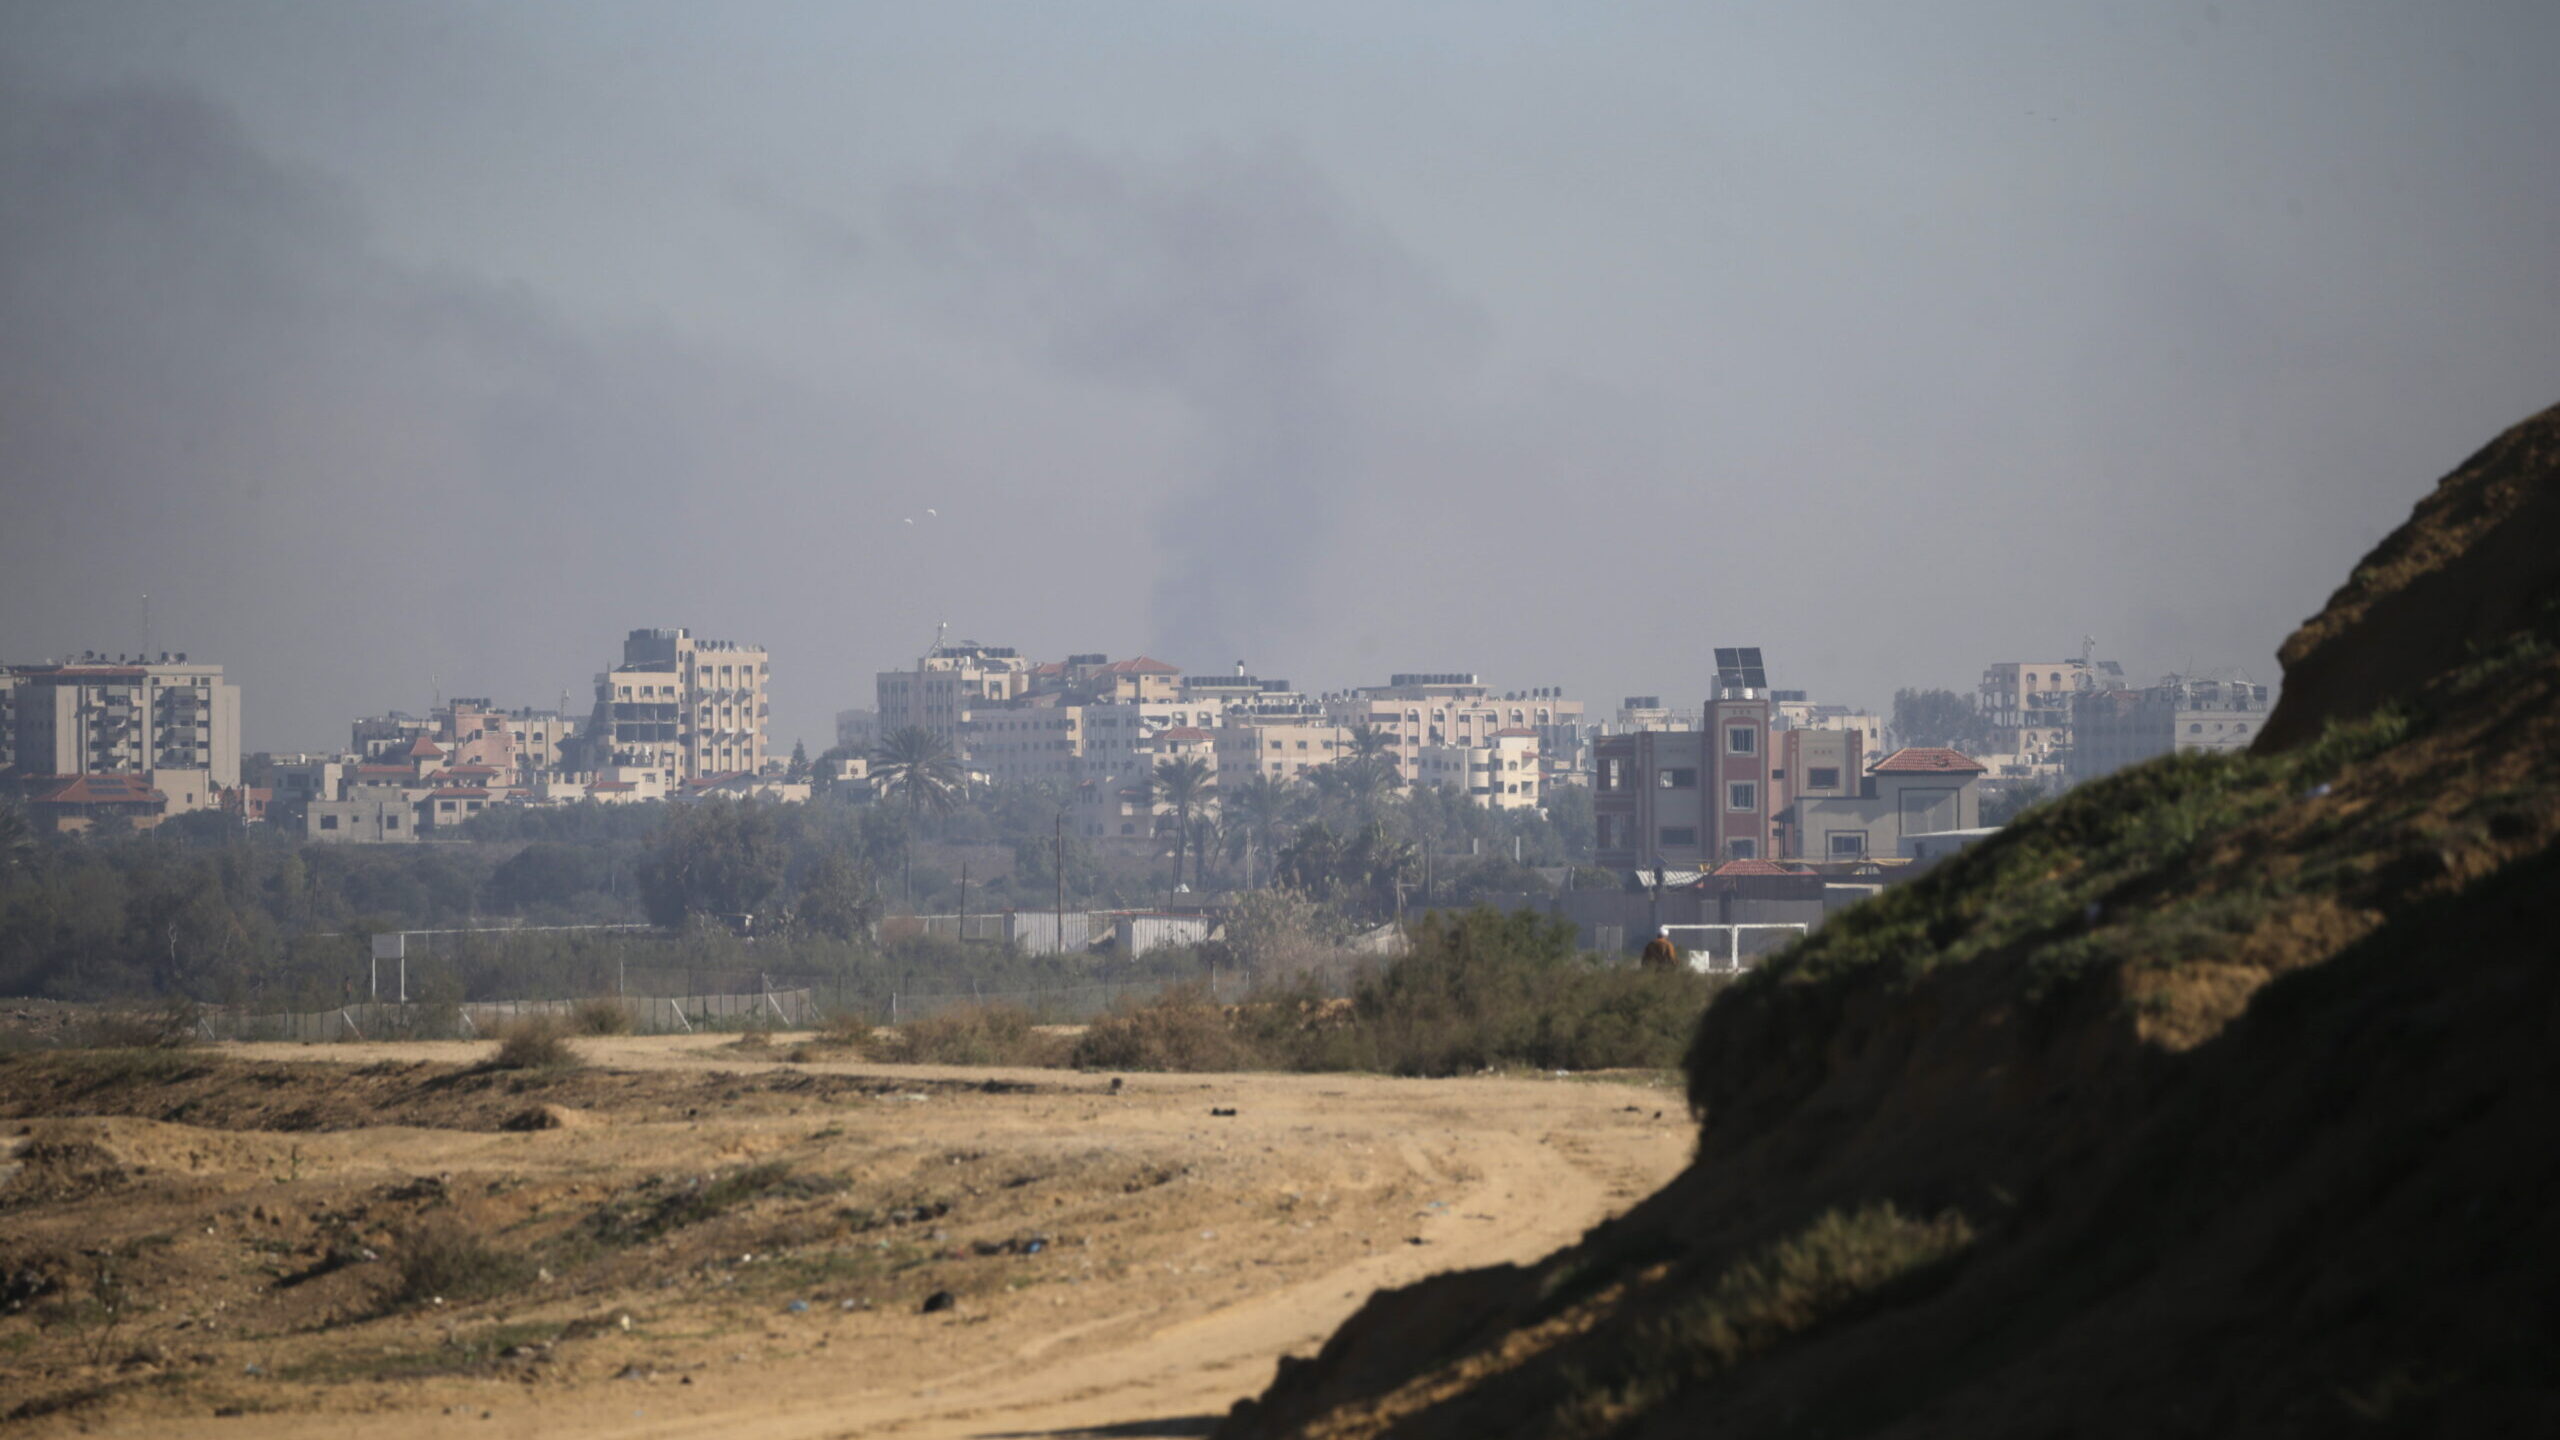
[919,1290,957,1314]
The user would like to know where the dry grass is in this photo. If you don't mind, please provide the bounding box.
[488,1014,580,1071]
[389,1219,534,1309]
[873,1005,1070,1066]
[570,997,633,1036]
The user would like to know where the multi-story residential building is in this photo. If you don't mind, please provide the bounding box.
[1790,748,1987,860]
[1770,726,1867,858]
[876,643,1034,748]
[0,671,17,772]
[583,628,770,784]
[1972,657,2125,779]
[500,706,579,783]
[2068,671,2272,782]
[834,708,878,754]
[1417,730,1542,809]
[961,700,1094,787]
[351,711,434,760]
[1323,675,1583,788]
[1772,693,1885,754]
[1593,692,1774,870]
[1214,719,1352,784]
[1610,696,1700,733]
[6,653,240,812]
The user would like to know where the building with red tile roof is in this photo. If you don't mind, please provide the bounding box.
[19,773,170,834]
[1867,746,1988,776]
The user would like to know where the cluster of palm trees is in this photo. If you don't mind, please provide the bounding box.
[1143,725,1412,893]
[865,721,1428,904]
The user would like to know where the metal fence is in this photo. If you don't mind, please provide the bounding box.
[199,987,817,1042]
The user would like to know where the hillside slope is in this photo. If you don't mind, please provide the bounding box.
[1219,400,2560,1439]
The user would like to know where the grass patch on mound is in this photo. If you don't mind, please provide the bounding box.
[1557,1203,1974,1437]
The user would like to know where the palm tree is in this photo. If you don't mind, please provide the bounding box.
[1152,754,1215,891]
[0,800,33,878]
[1221,771,1297,891]
[1347,724,1397,766]
[870,726,964,905]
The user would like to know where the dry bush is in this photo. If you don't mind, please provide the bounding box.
[1070,984,1267,1071]
[571,997,633,1036]
[391,1219,534,1308]
[874,1004,1069,1067]
[809,1009,872,1054]
[488,1014,580,1071]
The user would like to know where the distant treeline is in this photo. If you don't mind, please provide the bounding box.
[0,777,1593,1007]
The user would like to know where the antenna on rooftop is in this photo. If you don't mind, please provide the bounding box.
[140,593,149,658]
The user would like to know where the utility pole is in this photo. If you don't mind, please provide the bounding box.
[958,860,969,945]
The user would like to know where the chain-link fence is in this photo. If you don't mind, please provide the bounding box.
[198,987,817,1042]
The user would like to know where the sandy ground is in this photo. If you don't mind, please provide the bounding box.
[0,1035,1689,1439]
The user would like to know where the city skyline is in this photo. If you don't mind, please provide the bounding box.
[4,3,2555,752]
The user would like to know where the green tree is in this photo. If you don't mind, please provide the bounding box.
[1153,754,1216,891]
[1221,771,1300,890]
[1981,782,2049,827]
[789,849,874,941]
[1891,688,1989,751]
[870,726,965,903]
[635,799,788,928]
[788,739,811,780]
[1277,819,1417,919]
[0,799,34,879]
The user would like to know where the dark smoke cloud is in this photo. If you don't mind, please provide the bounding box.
[883,142,1484,668]
[0,82,886,747]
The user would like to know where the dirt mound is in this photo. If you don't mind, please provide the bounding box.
[1221,400,2560,1439]
[2259,399,2560,749]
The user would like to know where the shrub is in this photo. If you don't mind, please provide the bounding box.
[391,1220,534,1308]
[811,1009,872,1054]
[489,1015,580,1071]
[571,997,633,1035]
[1070,984,1262,1071]
[874,1004,1068,1066]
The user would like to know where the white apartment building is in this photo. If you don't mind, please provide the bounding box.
[587,628,770,784]
[1210,718,1351,787]
[6,653,241,811]
[1323,675,1582,787]
[1418,730,1543,809]
[876,643,1034,749]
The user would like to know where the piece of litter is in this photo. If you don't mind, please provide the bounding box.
[786,1300,810,1313]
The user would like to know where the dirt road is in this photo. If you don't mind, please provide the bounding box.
[1,1036,1688,1439]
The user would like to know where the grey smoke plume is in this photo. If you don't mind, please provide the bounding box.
[885,142,1483,667]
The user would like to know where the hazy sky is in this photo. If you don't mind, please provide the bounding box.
[4,2,2556,752]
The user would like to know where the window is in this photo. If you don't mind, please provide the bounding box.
[385,815,400,830]
[319,815,340,831]
[1657,767,1697,789]
[1601,757,1625,790]
[1728,781,1758,811]
[1828,832,1866,857]
[1809,766,1840,790]
[1727,725,1757,755]
[1729,838,1758,860]
[1658,826,1698,847]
